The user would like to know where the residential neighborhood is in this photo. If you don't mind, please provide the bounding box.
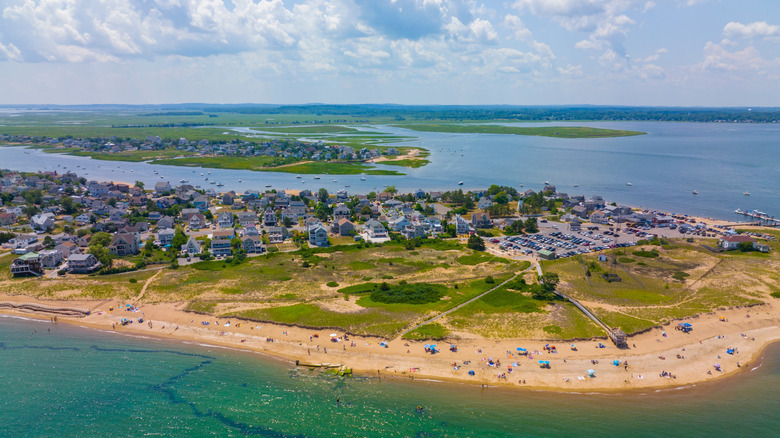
[0,170,771,279]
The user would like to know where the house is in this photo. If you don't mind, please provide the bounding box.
[188,213,206,230]
[0,212,16,226]
[241,235,266,254]
[217,212,234,229]
[471,212,492,229]
[10,253,44,276]
[589,211,609,225]
[263,207,277,226]
[333,205,351,222]
[154,181,172,195]
[236,212,257,227]
[308,223,329,247]
[38,249,64,268]
[108,208,126,222]
[158,228,176,246]
[242,225,259,236]
[67,253,102,273]
[55,241,79,258]
[108,233,139,256]
[388,216,411,231]
[157,215,175,230]
[455,214,471,235]
[182,236,202,255]
[477,197,493,210]
[361,219,389,243]
[333,218,355,237]
[211,229,235,257]
[718,235,756,250]
[400,224,426,239]
[181,208,200,221]
[193,195,210,211]
[30,212,55,232]
[267,226,288,244]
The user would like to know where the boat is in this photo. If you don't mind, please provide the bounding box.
[265,184,272,187]
[360,177,366,181]
[153,170,158,174]
[180,179,188,183]
[302,180,305,183]
[734,208,743,214]
[314,176,320,180]
[216,182,224,187]
[743,191,750,196]
[626,182,633,186]
[544,181,550,185]
[209,181,216,184]
[296,175,302,179]
[333,179,338,182]
[238,179,242,182]
[458,181,464,185]
[692,190,698,195]
[200,172,204,176]
[573,184,579,187]
[345,185,350,188]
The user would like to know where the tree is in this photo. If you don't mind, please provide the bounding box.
[493,192,509,205]
[61,196,77,214]
[386,185,397,196]
[283,216,293,227]
[88,245,113,268]
[135,181,145,189]
[737,241,755,252]
[506,220,524,234]
[360,205,373,216]
[524,217,539,233]
[467,234,485,251]
[318,188,329,203]
[89,232,112,248]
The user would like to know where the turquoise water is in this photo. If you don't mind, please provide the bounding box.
[2,315,778,437]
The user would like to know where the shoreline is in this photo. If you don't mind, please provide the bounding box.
[2,295,777,393]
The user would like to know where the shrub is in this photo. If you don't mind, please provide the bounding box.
[633,249,660,258]
[129,278,138,284]
[326,281,339,287]
[369,283,446,304]
[672,271,690,281]
[485,275,495,284]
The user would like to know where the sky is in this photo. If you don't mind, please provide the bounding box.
[0,0,779,106]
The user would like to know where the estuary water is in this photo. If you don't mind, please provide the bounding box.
[1,315,778,437]
[1,121,778,220]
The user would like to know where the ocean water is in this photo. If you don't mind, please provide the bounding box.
[1,121,778,220]
[2,315,778,437]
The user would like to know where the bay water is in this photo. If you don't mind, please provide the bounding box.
[1,122,778,221]
[2,315,778,437]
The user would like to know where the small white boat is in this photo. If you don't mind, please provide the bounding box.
[180,179,188,183]
[458,181,464,185]
[217,182,224,187]
[200,172,204,176]
[314,176,320,180]
[545,181,550,185]
[692,190,698,195]
[626,182,633,186]
[734,208,743,214]
[296,175,302,179]
[209,181,216,184]
[333,179,338,182]
[265,184,272,187]
[238,179,242,182]
[360,177,366,181]
[743,191,750,196]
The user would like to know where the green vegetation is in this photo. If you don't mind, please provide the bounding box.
[633,249,660,258]
[369,283,447,304]
[379,158,430,168]
[456,252,494,265]
[402,323,449,340]
[395,124,645,138]
[326,281,339,287]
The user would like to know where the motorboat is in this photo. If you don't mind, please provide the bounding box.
[692,190,698,195]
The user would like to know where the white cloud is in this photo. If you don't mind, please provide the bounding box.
[723,21,780,40]
[700,41,767,73]
[503,14,532,40]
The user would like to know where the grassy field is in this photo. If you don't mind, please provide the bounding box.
[379,159,430,168]
[542,241,777,333]
[394,124,645,138]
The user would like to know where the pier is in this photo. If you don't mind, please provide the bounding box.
[733,210,780,227]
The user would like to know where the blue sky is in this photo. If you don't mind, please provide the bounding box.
[0,0,778,106]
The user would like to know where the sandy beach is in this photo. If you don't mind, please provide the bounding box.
[2,294,777,392]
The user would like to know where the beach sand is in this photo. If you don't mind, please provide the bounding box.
[2,294,777,392]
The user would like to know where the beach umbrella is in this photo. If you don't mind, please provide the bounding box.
[613,360,620,366]
[424,344,430,348]
[587,369,595,376]
[468,370,475,376]
[516,348,527,352]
